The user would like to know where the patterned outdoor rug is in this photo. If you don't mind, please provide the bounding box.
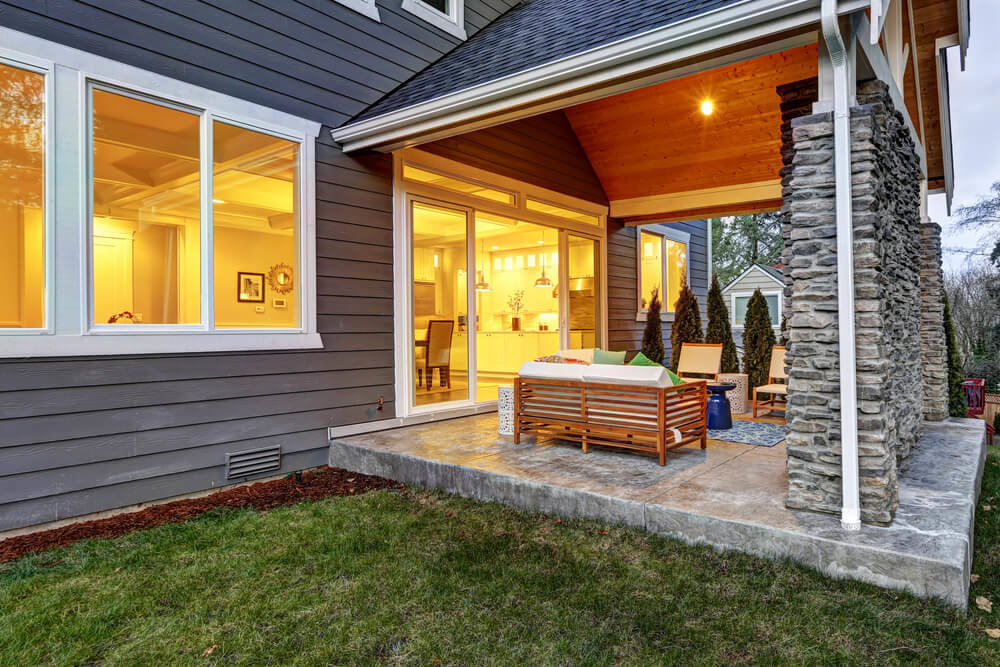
[708,419,787,447]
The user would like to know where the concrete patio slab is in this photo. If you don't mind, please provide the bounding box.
[329,415,987,609]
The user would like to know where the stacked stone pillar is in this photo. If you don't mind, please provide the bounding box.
[920,222,949,421]
[781,80,923,525]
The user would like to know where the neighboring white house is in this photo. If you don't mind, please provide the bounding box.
[721,263,784,351]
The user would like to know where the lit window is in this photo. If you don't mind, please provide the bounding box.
[0,62,45,329]
[92,89,202,325]
[637,227,690,315]
[526,197,600,226]
[526,254,535,268]
[493,257,502,271]
[505,256,513,270]
[213,122,299,329]
[515,255,524,270]
[403,164,514,205]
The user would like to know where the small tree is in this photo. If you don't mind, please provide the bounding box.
[705,274,739,373]
[944,292,967,418]
[641,287,666,364]
[670,278,703,371]
[742,289,777,389]
[994,411,1000,436]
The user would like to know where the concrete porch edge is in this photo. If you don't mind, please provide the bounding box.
[329,417,987,610]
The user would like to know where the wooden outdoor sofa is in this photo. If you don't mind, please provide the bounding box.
[513,362,707,466]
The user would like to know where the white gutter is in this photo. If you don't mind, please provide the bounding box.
[333,0,870,152]
[822,0,862,531]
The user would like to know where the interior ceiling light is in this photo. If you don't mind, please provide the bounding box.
[700,100,714,116]
[535,229,553,288]
[212,199,226,204]
[475,239,491,291]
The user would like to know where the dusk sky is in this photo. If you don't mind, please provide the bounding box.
[928,0,999,271]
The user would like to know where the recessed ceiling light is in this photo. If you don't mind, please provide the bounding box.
[491,245,499,249]
[213,199,226,204]
[700,100,714,116]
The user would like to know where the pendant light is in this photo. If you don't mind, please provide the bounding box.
[475,238,491,292]
[534,229,553,289]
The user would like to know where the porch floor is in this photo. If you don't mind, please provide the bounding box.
[329,414,987,609]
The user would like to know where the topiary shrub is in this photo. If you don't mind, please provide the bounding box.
[994,411,1000,436]
[944,292,967,418]
[705,274,739,373]
[669,277,703,371]
[641,287,666,364]
[742,289,777,389]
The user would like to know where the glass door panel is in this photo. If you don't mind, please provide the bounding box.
[473,213,559,402]
[567,235,600,350]
[411,200,469,408]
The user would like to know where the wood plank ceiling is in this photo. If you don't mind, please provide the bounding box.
[563,43,818,208]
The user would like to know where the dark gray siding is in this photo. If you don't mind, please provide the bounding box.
[607,219,710,352]
[420,111,609,204]
[0,0,519,531]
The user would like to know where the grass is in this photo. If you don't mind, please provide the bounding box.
[2,453,1000,665]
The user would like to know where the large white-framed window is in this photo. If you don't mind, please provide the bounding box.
[402,0,467,40]
[0,28,321,358]
[333,0,381,22]
[636,226,690,320]
[730,290,782,330]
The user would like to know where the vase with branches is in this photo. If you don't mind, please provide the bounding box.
[508,290,525,331]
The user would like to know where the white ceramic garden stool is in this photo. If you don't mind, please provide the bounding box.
[497,385,515,435]
[718,373,749,415]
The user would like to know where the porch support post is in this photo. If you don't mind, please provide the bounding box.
[822,0,862,531]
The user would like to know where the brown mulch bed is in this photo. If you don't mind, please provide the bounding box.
[0,466,401,564]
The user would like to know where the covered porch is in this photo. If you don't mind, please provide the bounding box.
[330,413,986,609]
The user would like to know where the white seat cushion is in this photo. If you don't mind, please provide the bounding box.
[756,383,788,394]
[518,361,586,381]
[557,348,594,364]
[581,363,670,388]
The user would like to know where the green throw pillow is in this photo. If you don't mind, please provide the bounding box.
[628,351,661,367]
[665,368,687,386]
[593,348,627,365]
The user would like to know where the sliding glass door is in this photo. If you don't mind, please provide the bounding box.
[411,200,470,408]
[406,197,603,411]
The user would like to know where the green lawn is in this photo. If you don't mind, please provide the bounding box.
[3,452,1000,665]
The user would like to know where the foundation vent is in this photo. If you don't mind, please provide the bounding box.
[225,445,282,480]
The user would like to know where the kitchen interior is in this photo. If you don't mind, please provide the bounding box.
[412,204,598,406]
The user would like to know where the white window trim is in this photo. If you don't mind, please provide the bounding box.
[333,0,381,22]
[0,27,322,358]
[401,0,467,40]
[635,226,692,321]
[730,290,782,330]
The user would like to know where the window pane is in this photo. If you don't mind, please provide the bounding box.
[213,122,299,329]
[526,198,600,226]
[765,294,780,326]
[423,0,448,13]
[92,89,201,325]
[734,296,749,325]
[413,201,468,407]
[664,238,687,313]
[0,62,45,328]
[403,164,514,205]
[639,231,660,310]
[568,235,599,349]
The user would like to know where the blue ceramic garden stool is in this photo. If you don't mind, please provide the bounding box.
[706,383,737,430]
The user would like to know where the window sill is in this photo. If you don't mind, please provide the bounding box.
[401,0,467,40]
[1,332,323,358]
[635,311,676,323]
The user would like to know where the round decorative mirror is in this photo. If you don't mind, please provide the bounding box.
[268,263,294,294]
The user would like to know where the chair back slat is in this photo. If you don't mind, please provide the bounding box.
[769,346,787,381]
[677,343,722,378]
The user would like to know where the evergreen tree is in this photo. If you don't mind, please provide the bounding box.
[705,274,739,373]
[742,289,777,389]
[944,292,967,417]
[641,287,666,364]
[669,278,703,371]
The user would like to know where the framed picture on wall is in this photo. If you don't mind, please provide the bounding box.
[237,272,265,303]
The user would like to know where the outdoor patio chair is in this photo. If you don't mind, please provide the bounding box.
[676,342,723,380]
[752,346,787,418]
[963,378,986,418]
[416,319,454,388]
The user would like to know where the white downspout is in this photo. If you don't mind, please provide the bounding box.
[821,0,861,530]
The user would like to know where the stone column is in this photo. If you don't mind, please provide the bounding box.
[782,80,923,525]
[920,222,949,421]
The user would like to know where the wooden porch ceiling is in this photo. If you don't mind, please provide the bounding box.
[562,43,817,221]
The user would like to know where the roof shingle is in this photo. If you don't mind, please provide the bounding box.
[351,0,747,124]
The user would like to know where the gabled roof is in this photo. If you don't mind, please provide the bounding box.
[351,0,745,124]
[721,262,784,293]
